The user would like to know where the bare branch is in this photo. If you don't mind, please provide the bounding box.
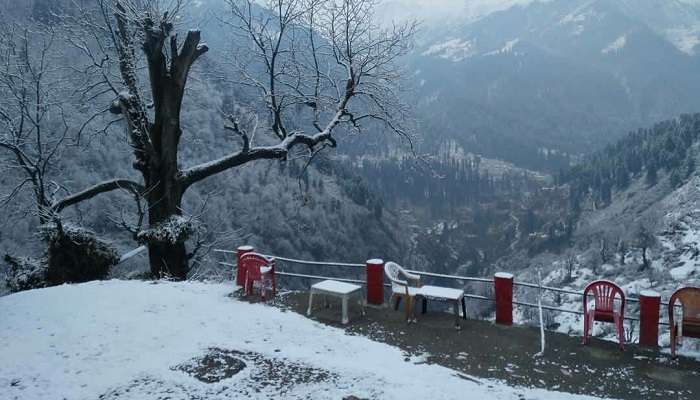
[180,116,340,187]
[51,179,145,214]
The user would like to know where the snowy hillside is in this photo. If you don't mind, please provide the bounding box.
[0,281,612,400]
[504,168,700,354]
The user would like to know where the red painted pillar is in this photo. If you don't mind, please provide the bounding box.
[235,245,254,286]
[366,259,384,306]
[639,290,661,348]
[494,272,514,326]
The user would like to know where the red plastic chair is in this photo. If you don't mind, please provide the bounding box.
[582,280,625,350]
[668,287,700,358]
[241,253,276,299]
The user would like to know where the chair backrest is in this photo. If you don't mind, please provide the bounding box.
[384,261,408,287]
[240,252,272,281]
[583,280,625,316]
[669,287,700,326]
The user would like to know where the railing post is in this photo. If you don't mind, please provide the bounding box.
[235,245,254,286]
[639,290,661,348]
[494,272,514,326]
[366,259,384,306]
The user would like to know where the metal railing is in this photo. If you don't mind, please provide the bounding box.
[214,249,669,325]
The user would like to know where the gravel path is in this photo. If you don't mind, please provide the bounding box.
[277,291,700,400]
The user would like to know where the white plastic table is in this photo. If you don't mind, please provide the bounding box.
[307,280,365,324]
[416,285,466,329]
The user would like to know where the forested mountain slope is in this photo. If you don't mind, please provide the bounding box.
[0,0,410,290]
[493,114,700,341]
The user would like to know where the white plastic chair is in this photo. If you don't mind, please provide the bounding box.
[384,261,421,322]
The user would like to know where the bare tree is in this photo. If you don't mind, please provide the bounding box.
[599,236,610,265]
[561,253,576,284]
[0,19,146,288]
[100,0,415,278]
[0,22,142,227]
[617,238,627,265]
[635,223,656,271]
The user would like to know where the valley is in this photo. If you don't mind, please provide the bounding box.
[2,0,700,352]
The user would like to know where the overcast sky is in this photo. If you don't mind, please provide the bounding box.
[376,0,543,23]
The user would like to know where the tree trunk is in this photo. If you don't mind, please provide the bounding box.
[144,169,189,279]
[147,240,188,279]
[147,96,189,279]
[144,87,189,279]
[110,11,205,279]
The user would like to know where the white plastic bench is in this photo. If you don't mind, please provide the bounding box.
[307,280,365,324]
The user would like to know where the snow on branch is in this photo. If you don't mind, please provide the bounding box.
[171,30,209,85]
[51,179,144,214]
[137,215,201,245]
[179,114,339,187]
[194,0,416,188]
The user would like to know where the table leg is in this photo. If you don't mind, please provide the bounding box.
[359,292,366,316]
[342,296,349,324]
[461,296,467,320]
[453,300,461,330]
[307,290,315,316]
[422,297,428,314]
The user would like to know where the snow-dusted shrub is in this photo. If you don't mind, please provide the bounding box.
[41,223,119,285]
[3,255,48,293]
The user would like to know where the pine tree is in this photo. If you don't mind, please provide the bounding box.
[686,155,696,178]
[646,164,658,186]
[670,168,683,188]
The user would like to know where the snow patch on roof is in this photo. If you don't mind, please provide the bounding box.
[602,35,627,55]
[422,38,476,62]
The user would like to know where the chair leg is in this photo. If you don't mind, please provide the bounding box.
[393,294,402,311]
[411,297,418,322]
[405,296,412,323]
[582,310,591,345]
[613,314,624,350]
[272,273,277,296]
[670,325,677,358]
[422,297,427,314]
[307,291,315,316]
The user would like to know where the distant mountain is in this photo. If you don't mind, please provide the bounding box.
[408,0,700,170]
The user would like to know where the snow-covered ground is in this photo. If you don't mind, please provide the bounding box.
[0,280,613,400]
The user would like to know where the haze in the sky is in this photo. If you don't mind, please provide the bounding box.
[376,0,545,23]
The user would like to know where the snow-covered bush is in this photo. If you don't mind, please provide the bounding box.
[41,223,119,285]
[3,255,48,293]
